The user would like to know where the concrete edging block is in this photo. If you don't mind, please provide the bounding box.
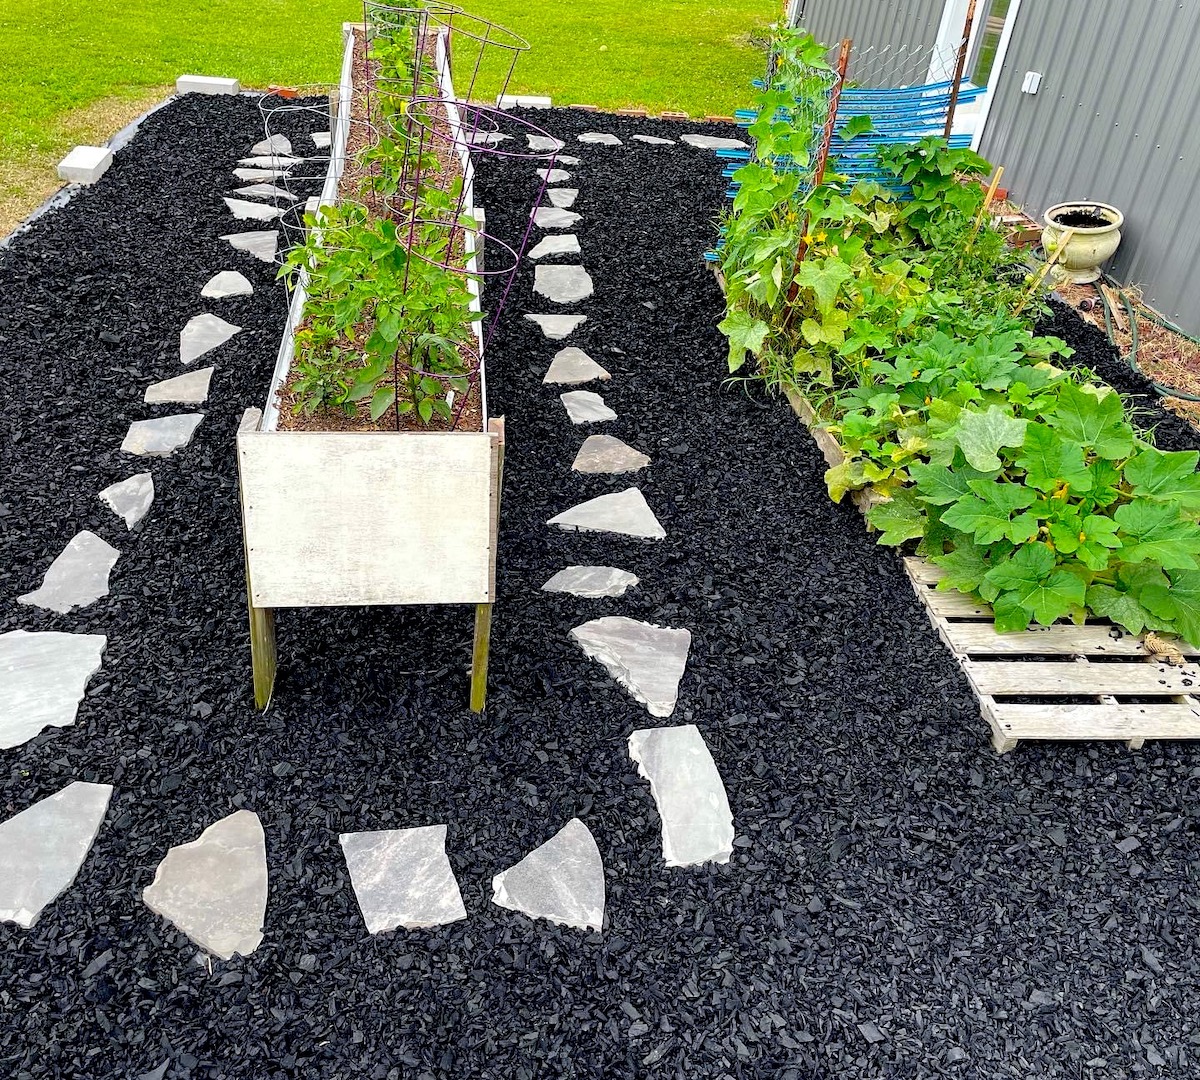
[57,146,113,184]
[177,75,241,95]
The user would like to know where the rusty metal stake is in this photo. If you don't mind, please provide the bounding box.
[944,0,978,140]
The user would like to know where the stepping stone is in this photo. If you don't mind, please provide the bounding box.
[528,134,565,151]
[0,630,106,750]
[557,155,581,165]
[491,818,604,932]
[0,782,114,928]
[632,134,675,146]
[542,565,639,598]
[340,824,466,933]
[311,130,331,149]
[547,188,578,209]
[537,168,571,184]
[572,434,651,474]
[201,270,253,298]
[681,133,750,150]
[238,154,305,168]
[99,472,154,528]
[143,810,268,960]
[233,168,291,182]
[251,133,291,156]
[571,616,691,717]
[544,346,610,385]
[233,182,298,201]
[145,366,214,405]
[548,487,665,540]
[525,313,587,339]
[121,414,204,457]
[628,725,733,866]
[18,531,120,614]
[467,131,510,146]
[527,234,580,260]
[222,197,286,222]
[533,207,581,230]
[534,265,594,304]
[560,390,616,424]
[578,132,622,146]
[221,230,278,262]
[180,312,240,364]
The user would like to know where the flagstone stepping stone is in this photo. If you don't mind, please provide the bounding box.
[238,154,305,168]
[467,131,510,146]
[121,414,204,457]
[312,130,331,149]
[681,133,750,150]
[572,434,651,474]
[221,230,278,262]
[549,487,666,540]
[558,155,581,165]
[340,824,466,933]
[533,206,581,230]
[578,132,622,146]
[632,134,675,146]
[180,313,240,364]
[537,168,571,184]
[251,133,291,156]
[0,630,106,750]
[527,234,580,260]
[0,782,113,928]
[525,313,587,339]
[143,809,268,960]
[560,390,616,424]
[528,134,565,151]
[222,197,286,222]
[491,818,604,932]
[547,188,579,209]
[571,616,691,717]
[542,565,639,598]
[233,167,291,182]
[201,270,253,298]
[233,182,298,201]
[628,725,733,866]
[534,265,594,304]
[99,472,154,528]
[18,531,120,614]
[544,346,610,385]
[145,366,214,405]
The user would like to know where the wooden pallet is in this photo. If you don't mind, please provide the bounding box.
[904,557,1200,753]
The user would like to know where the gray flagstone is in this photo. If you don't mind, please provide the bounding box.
[544,346,610,385]
[466,131,510,146]
[547,188,579,208]
[542,565,639,598]
[311,130,331,149]
[527,134,565,151]
[681,133,749,150]
[0,630,106,750]
[560,390,616,424]
[557,155,581,165]
[121,414,204,457]
[340,824,466,933]
[632,134,675,145]
[533,265,593,304]
[143,810,268,960]
[533,207,581,229]
[571,616,691,717]
[180,313,240,364]
[527,234,580,260]
[548,487,665,540]
[251,133,291,156]
[222,197,285,222]
[221,230,279,262]
[145,366,214,405]
[578,132,622,145]
[238,154,304,168]
[0,782,113,928]
[18,531,120,614]
[99,472,154,528]
[572,434,651,474]
[201,270,253,298]
[537,168,571,184]
[491,818,604,932]
[232,167,291,182]
[628,725,734,866]
[524,313,587,339]
[232,182,298,201]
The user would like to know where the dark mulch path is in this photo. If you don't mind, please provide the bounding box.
[1,97,1198,1080]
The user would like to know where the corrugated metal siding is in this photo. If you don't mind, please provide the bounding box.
[802,0,946,86]
[979,1,1200,333]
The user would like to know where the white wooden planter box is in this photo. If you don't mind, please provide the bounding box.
[236,24,503,710]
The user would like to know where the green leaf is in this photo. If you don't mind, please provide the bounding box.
[1014,422,1092,494]
[931,544,990,593]
[369,386,396,421]
[949,405,1027,471]
[718,309,771,373]
[984,543,1086,626]
[1124,447,1200,511]
[1114,500,1200,569]
[417,397,434,424]
[792,257,854,316]
[908,462,975,505]
[1044,382,1134,460]
[866,490,926,546]
[1141,570,1200,646]
[1086,584,1159,636]
[940,480,1036,544]
[837,114,874,140]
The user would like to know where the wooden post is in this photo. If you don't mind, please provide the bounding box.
[470,416,505,712]
[944,0,978,140]
[248,589,277,710]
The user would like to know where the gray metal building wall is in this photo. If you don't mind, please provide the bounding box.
[799,0,946,86]
[978,1,1200,333]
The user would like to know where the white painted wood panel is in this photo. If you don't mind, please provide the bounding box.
[238,430,497,607]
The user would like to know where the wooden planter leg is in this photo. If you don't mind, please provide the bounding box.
[470,603,493,713]
[248,584,276,710]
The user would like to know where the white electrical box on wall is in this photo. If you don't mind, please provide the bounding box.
[1021,71,1043,95]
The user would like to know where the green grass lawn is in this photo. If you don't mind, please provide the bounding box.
[0,0,775,233]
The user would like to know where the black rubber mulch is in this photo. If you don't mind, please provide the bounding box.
[1,97,1198,1080]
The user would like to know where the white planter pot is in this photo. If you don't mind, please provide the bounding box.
[1041,201,1124,284]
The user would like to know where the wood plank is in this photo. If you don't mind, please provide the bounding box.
[942,622,1157,656]
[903,557,943,585]
[965,660,1200,695]
[917,588,994,617]
[985,701,1200,741]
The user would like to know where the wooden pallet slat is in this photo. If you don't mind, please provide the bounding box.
[985,702,1200,741]
[942,622,1170,656]
[965,659,1199,696]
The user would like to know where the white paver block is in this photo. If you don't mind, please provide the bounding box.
[57,146,113,185]
[177,75,241,95]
